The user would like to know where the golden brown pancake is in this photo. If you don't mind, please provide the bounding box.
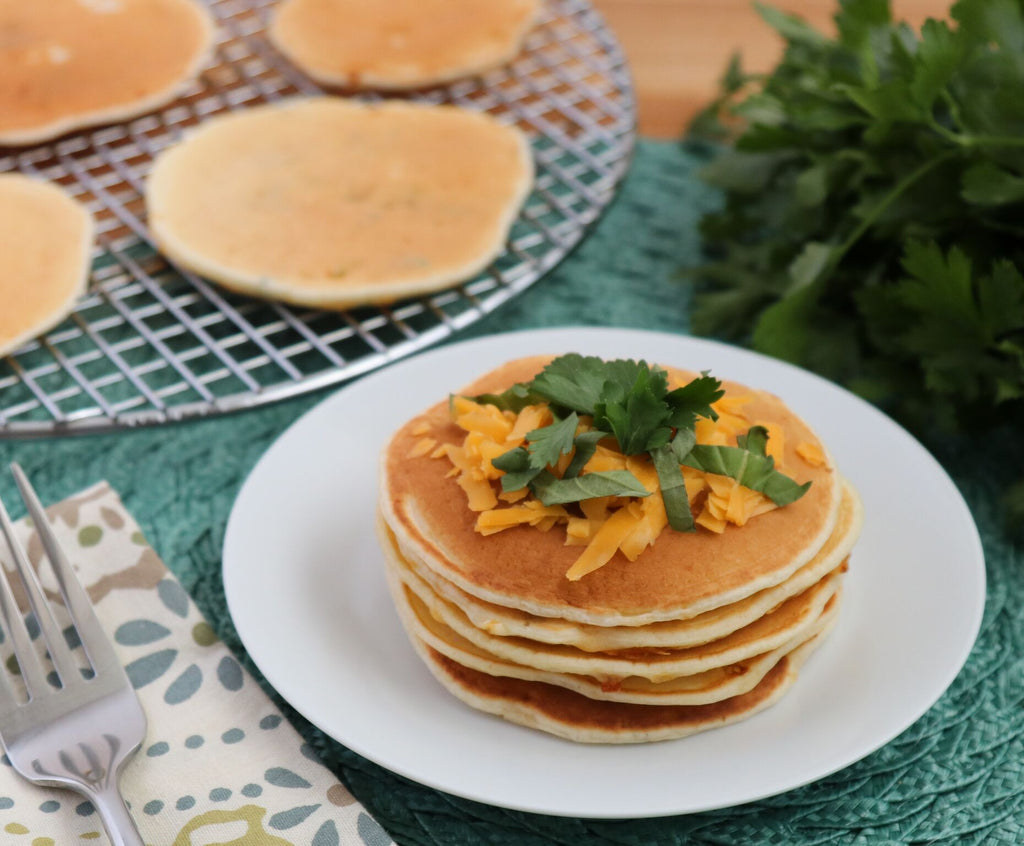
[145,98,533,309]
[382,512,843,679]
[269,0,539,90]
[0,175,93,356]
[380,356,842,625]
[386,552,841,707]
[386,478,861,650]
[414,632,829,743]
[0,0,214,146]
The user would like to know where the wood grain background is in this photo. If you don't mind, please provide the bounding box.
[591,0,948,138]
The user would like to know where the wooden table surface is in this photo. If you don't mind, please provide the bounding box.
[592,0,949,138]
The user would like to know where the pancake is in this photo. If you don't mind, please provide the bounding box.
[380,356,842,625]
[382,512,843,680]
[0,175,94,357]
[388,478,861,650]
[386,549,841,706]
[145,97,533,309]
[269,0,540,90]
[414,631,830,744]
[0,0,214,146]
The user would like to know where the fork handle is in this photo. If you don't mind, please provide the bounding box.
[88,783,145,846]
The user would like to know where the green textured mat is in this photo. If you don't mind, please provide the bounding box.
[1,139,1021,844]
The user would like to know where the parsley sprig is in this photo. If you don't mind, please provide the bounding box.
[472,354,809,531]
[688,0,1024,522]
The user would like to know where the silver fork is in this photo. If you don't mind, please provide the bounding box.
[0,464,146,846]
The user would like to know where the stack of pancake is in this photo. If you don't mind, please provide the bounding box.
[377,356,863,743]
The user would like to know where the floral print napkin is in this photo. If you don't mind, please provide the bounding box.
[0,482,395,846]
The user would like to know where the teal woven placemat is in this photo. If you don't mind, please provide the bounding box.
[1,139,1021,844]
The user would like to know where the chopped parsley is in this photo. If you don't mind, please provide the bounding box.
[471,354,809,531]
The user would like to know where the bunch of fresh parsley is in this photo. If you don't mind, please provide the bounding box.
[688,0,1024,520]
[472,354,809,531]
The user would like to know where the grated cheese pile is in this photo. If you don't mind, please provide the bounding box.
[409,390,822,580]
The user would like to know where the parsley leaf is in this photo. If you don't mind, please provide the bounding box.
[737,425,769,455]
[666,372,725,429]
[593,364,673,454]
[680,427,811,506]
[490,447,540,492]
[563,430,610,478]
[490,413,579,492]
[532,470,652,505]
[469,382,544,413]
[650,443,696,531]
[525,413,579,469]
[530,354,669,416]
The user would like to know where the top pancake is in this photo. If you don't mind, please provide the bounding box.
[380,356,842,626]
[270,0,540,90]
[0,175,94,357]
[0,0,214,146]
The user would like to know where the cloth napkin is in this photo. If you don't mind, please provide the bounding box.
[0,481,395,846]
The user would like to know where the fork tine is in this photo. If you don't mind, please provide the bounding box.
[0,497,55,698]
[12,464,123,680]
[0,486,84,689]
[0,593,22,720]
[0,560,35,718]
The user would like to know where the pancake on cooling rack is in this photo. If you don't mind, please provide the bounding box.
[0,175,94,358]
[0,0,213,146]
[269,0,540,90]
[145,97,533,310]
[378,354,863,743]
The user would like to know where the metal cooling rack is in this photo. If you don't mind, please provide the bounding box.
[0,0,635,435]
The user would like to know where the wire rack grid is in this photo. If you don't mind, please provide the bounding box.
[0,0,636,436]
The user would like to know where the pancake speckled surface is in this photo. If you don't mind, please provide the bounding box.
[145,98,534,309]
[0,175,94,357]
[270,0,539,90]
[0,0,214,146]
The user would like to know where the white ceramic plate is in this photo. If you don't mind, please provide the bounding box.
[223,327,985,818]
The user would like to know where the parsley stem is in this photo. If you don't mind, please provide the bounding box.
[830,150,958,270]
[954,134,1024,150]
[929,118,1024,150]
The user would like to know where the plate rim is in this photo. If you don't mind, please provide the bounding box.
[223,326,986,818]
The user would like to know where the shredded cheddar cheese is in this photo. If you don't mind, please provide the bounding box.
[796,441,826,467]
[476,500,569,535]
[762,422,786,468]
[564,503,646,580]
[422,393,802,579]
[696,394,751,445]
[407,437,437,458]
[696,474,776,534]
